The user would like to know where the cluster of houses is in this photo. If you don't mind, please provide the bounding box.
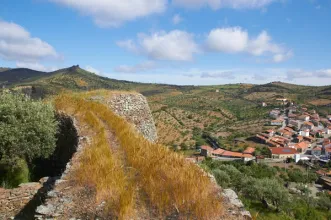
[200,145,255,161]
[256,104,331,160]
[195,100,331,163]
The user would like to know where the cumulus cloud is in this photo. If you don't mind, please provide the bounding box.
[86,65,102,75]
[173,0,277,10]
[287,69,331,80]
[206,27,292,62]
[200,71,235,79]
[118,30,199,61]
[206,27,248,53]
[116,40,139,54]
[172,14,183,24]
[273,51,293,63]
[51,0,167,27]
[0,20,58,62]
[114,61,156,73]
[16,62,57,72]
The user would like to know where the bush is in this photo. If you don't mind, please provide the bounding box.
[212,169,230,188]
[0,92,58,187]
[0,158,29,188]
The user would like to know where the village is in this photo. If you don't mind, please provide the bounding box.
[194,98,331,191]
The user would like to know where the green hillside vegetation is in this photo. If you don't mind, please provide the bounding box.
[202,159,331,220]
[1,66,330,149]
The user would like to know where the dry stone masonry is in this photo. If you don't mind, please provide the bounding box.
[106,93,158,142]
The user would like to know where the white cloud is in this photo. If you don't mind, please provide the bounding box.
[51,0,167,27]
[200,71,235,79]
[206,27,248,53]
[206,27,292,62]
[172,14,183,25]
[114,61,156,73]
[173,0,277,10]
[116,40,138,53]
[273,51,293,63]
[287,69,331,80]
[118,30,199,61]
[0,20,58,62]
[16,62,57,72]
[86,65,102,75]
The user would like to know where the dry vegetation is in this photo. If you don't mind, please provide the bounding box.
[54,92,223,219]
[309,98,331,106]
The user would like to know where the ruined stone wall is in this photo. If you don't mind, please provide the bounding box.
[91,93,158,142]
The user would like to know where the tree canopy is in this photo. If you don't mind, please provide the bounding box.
[0,92,58,187]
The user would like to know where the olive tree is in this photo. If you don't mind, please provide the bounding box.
[0,92,58,186]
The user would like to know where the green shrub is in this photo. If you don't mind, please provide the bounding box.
[0,158,29,188]
[0,92,58,187]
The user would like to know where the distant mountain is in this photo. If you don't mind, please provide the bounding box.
[1,65,330,102]
[0,67,11,72]
[0,65,145,94]
[1,65,330,148]
[0,65,199,96]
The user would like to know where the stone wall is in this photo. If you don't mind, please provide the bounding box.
[92,93,158,142]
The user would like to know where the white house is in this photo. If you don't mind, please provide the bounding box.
[299,129,310,137]
[289,120,302,130]
[269,110,281,119]
[327,126,331,135]
[298,115,310,121]
[303,121,314,130]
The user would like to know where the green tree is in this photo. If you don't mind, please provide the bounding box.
[212,169,230,188]
[0,92,58,187]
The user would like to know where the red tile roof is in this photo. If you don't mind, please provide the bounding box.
[284,127,294,132]
[212,149,253,158]
[212,148,226,155]
[243,147,255,154]
[201,145,214,152]
[304,121,314,126]
[295,141,309,150]
[221,151,253,158]
[269,147,297,155]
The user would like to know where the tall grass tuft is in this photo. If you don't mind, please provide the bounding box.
[54,92,223,219]
[55,95,136,219]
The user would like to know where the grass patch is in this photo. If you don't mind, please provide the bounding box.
[54,92,223,219]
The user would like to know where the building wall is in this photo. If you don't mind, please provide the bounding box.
[201,149,209,157]
[312,150,321,156]
[272,154,295,159]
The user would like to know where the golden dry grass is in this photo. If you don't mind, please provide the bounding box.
[54,92,223,219]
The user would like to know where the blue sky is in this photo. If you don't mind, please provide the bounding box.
[0,0,331,85]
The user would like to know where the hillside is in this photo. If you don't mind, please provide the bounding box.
[2,91,242,219]
[0,67,11,72]
[1,66,330,148]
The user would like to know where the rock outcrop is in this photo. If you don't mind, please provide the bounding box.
[222,189,252,219]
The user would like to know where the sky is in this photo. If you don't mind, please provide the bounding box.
[0,0,331,86]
